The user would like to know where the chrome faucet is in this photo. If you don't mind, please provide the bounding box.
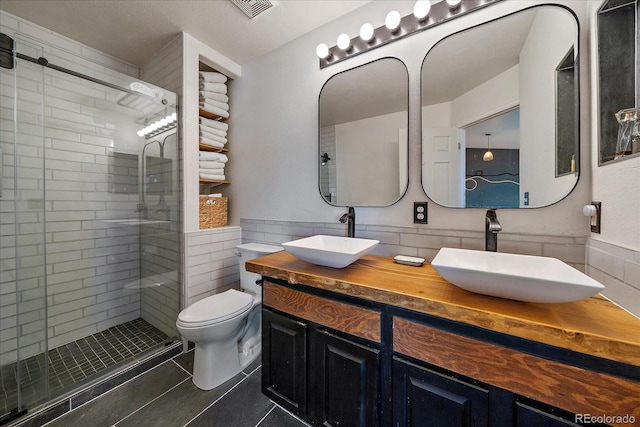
[339,207,355,238]
[485,209,501,252]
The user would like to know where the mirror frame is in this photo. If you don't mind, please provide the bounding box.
[419,4,581,209]
[318,57,410,207]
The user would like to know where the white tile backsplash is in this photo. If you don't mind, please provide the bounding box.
[240,218,589,271]
[184,227,241,307]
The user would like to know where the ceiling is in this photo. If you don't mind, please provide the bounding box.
[0,0,371,67]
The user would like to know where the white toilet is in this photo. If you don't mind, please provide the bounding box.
[176,243,282,390]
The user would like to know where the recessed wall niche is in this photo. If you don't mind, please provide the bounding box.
[597,0,638,164]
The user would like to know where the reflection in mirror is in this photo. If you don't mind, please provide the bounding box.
[108,151,138,194]
[319,58,409,206]
[421,6,579,208]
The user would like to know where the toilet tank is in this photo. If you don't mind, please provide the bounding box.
[236,243,282,296]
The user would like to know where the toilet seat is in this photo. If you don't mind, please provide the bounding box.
[177,289,253,328]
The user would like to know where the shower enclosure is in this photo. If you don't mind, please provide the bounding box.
[0,35,181,422]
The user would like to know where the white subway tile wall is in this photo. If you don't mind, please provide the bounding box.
[184,227,241,307]
[240,218,588,272]
[319,126,336,202]
[0,11,170,367]
[587,239,640,317]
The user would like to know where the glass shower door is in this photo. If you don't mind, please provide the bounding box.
[2,33,180,421]
[0,37,49,421]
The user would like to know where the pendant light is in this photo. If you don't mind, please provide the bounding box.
[483,133,494,161]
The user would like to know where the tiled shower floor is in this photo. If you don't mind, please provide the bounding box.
[0,318,169,418]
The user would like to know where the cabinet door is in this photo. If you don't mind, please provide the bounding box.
[311,329,380,427]
[393,357,489,427]
[262,309,307,418]
[515,402,582,427]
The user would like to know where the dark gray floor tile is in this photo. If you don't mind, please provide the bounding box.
[46,360,189,427]
[186,368,274,427]
[115,371,245,427]
[241,356,261,375]
[258,406,310,427]
[172,350,195,374]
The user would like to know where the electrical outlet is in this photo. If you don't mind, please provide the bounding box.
[414,202,428,224]
[590,201,601,234]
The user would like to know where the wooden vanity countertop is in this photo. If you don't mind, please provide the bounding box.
[246,251,640,367]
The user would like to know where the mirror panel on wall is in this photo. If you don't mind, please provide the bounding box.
[597,0,638,164]
[421,5,579,208]
[319,57,409,206]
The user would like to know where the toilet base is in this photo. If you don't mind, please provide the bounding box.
[193,337,242,390]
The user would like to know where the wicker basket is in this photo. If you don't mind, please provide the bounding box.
[199,196,228,228]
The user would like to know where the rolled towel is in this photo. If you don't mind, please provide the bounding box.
[199,91,229,103]
[200,116,229,131]
[201,131,227,144]
[199,98,228,112]
[199,151,228,162]
[199,102,229,118]
[199,124,227,138]
[199,172,226,181]
[206,193,223,198]
[199,71,227,83]
[200,82,227,93]
[200,138,225,149]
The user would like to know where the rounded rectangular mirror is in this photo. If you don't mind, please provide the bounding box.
[421,5,579,208]
[319,57,409,206]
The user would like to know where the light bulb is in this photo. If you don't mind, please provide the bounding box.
[171,112,177,121]
[166,114,174,123]
[137,129,145,137]
[413,0,431,20]
[316,43,330,59]
[446,0,462,9]
[159,118,168,127]
[360,23,374,42]
[483,150,494,161]
[337,33,351,50]
[385,10,401,31]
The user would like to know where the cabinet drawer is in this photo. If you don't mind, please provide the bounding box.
[393,316,640,422]
[263,280,381,343]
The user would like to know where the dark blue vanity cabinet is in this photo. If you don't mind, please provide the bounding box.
[260,278,639,427]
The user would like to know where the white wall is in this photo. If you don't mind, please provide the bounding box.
[519,8,578,208]
[229,0,591,236]
[335,111,404,205]
[586,0,640,316]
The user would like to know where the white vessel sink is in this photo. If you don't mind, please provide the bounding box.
[282,235,379,269]
[431,248,605,303]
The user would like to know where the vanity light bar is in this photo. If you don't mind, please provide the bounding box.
[317,0,501,69]
[137,112,177,139]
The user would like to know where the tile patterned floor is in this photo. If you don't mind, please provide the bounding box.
[42,349,309,427]
[1,319,169,418]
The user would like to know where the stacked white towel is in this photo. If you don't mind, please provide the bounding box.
[199,116,229,149]
[199,151,227,180]
[199,71,229,118]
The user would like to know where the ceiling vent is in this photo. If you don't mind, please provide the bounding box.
[230,0,276,19]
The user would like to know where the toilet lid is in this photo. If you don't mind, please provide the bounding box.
[178,289,253,327]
